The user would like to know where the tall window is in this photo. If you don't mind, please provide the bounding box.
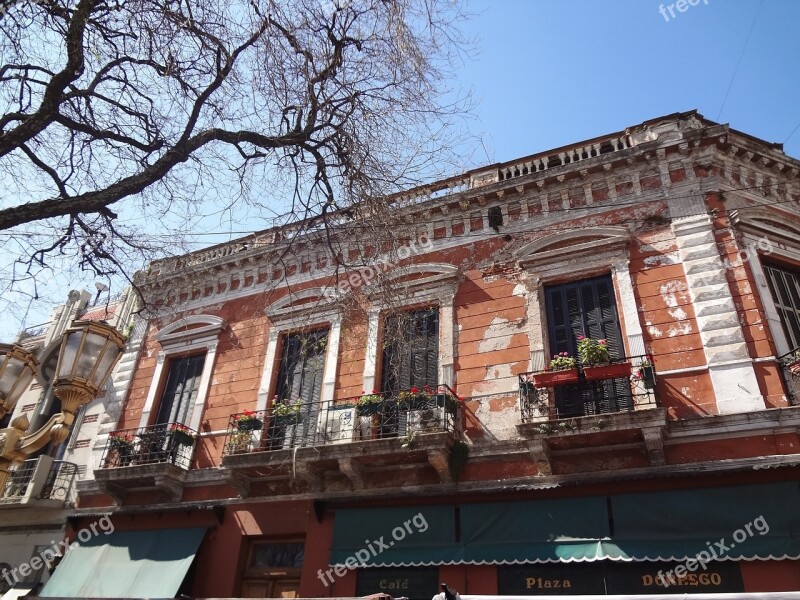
[545,275,630,417]
[275,330,328,404]
[155,354,206,425]
[380,308,439,393]
[764,264,800,350]
[272,330,328,447]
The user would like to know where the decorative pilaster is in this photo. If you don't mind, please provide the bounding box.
[671,215,764,413]
[362,307,381,394]
[256,328,280,412]
[612,261,647,357]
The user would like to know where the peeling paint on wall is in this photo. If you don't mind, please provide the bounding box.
[476,317,525,353]
[667,323,693,337]
[660,280,688,309]
[643,252,680,267]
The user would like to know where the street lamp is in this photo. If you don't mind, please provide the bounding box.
[0,344,39,418]
[0,321,126,489]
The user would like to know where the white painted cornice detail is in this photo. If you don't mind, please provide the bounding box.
[156,315,227,345]
[516,226,630,268]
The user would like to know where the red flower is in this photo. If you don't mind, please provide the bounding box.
[409,387,419,393]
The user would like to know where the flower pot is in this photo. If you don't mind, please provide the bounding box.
[640,366,656,390]
[357,403,382,416]
[399,395,431,410]
[583,362,632,382]
[532,368,580,387]
[237,418,262,431]
[788,360,800,376]
[170,430,194,446]
[272,414,301,427]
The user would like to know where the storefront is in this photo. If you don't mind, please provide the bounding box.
[329,481,800,596]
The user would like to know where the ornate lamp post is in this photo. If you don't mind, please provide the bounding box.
[0,321,126,490]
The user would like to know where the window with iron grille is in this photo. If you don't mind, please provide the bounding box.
[380,308,439,393]
[545,275,631,417]
[155,354,206,425]
[764,263,800,350]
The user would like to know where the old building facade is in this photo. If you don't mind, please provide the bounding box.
[48,111,800,598]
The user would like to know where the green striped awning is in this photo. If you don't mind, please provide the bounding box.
[331,505,461,566]
[330,482,800,567]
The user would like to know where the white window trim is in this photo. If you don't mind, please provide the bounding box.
[256,288,342,412]
[362,263,459,391]
[516,227,644,370]
[139,315,225,433]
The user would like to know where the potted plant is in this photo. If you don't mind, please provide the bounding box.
[235,410,263,431]
[272,399,303,425]
[578,336,631,381]
[356,391,383,415]
[226,430,252,454]
[169,422,194,446]
[108,432,134,466]
[397,386,432,409]
[637,359,656,390]
[532,353,580,387]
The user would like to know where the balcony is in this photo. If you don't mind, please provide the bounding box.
[0,456,77,508]
[94,423,197,504]
[516,355,667,474]
[779,347,800,404]
[221,386,462,495]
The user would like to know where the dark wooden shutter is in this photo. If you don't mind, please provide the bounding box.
[381,309,439,393]
[764,264,800,350]
[545,275,629,417]
[156,354,206,425]
[275,330,327,446]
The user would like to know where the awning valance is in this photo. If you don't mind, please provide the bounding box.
[39,527,206,598]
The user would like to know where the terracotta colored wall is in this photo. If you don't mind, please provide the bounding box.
[192,500,314,598]
[740,559,800,592]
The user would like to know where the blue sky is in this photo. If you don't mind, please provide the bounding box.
[456,0,800,165]
[3,0,799,339]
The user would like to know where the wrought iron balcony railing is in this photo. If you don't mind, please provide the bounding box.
[223,385,462,456]
[0,456,77,505]
[100,422,197,469]
[518,354,658,423]
[779,346,800,404]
